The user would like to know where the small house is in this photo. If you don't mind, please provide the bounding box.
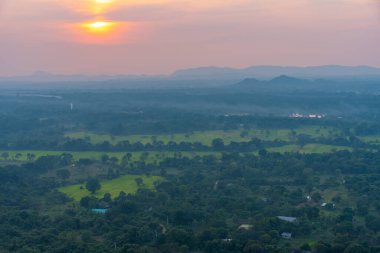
[281,232,292,239]
[321,202,336,209]
[277,216,297,223]
[238,224,253,230]
[91,209,108,214]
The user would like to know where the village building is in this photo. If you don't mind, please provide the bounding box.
[281,232,292,239]
[238,224,253,230]
[277,216,297,223]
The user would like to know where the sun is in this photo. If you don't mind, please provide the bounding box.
[82,20,116,34]
[67,0,131,43]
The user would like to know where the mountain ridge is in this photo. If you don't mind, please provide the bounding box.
[172,65,380,80]
[1,65,380,83]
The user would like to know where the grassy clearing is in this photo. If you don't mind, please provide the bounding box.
[65,126,341,146]
[0,150,126,162]
[0,143,349,165]
[359,135,380,144]
[267,144,352,154]
[0,150,220,164]
[58,175,162,201]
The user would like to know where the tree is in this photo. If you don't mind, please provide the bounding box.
[60,153,74,166]
[80,196,91,208]
[78,158,93,166]
[314,242,331,253]
[109,157,119,165]
[103,193,112,203]
[86,178,101,194]
[140,152,149,162]
[56,169,71,180]
[258,149,267,157]
[101,154,109,163]
[300,243,311,251]
[212,138,224,151]
[344,244,367,253]
[311,192,322,202]
[122,153,132,166]
[135,178,144,187]
[244,241,264,253]
[365,216,380,232]
[15,153,22,160]
[338,208,354,222]
[240,130,249,138]
[1,152,9,160]
[27,153,36,161]
[167,228,195,249]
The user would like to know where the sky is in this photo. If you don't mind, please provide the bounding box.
[0,0,379,76]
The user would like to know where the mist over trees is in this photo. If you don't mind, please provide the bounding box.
[0,76,380,252]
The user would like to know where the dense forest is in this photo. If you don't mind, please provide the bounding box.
[1,78,380,252]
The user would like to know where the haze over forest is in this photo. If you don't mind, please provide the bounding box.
[2,1,380,253]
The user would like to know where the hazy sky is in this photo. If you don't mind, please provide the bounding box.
[0,0,379,75]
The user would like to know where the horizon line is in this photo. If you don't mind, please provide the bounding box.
[1,64,380,78]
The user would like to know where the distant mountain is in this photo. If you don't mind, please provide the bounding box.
[236,78,262,87]
[172,65,380,80]
[2,65,380,86]
[235,75,310,90]
[270,75,308,84]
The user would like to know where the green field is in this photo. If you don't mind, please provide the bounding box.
[359,135,380,144]
[0,143,350,164]
[267,144,352,154]
[65,126,341,146]
[58,175,162,201]
[0,150,220,164]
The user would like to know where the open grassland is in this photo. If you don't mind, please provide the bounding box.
[0,150,220,164]
[267,144,352,154]
[65,126,341,146]
[58,175,162,201]
[0,143,351,164]
[359,135,380,145]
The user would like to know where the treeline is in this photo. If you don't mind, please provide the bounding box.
[0,134,374,153]
[2,150,380,252]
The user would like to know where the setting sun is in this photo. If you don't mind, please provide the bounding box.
[70,19,133,44]
[82,20,116,34]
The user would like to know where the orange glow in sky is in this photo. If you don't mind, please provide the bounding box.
[82,21,116,34]
[74,0,122,42]
[95,0,114,3]
[0,0,379,75]
[90,0,116,15]
[70,20,131,44]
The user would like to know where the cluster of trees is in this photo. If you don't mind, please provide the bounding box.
[0,133,376,154]
[3,87,380,252]
[1,149,380,252]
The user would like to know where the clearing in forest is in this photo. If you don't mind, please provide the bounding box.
[58,175,163,201]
